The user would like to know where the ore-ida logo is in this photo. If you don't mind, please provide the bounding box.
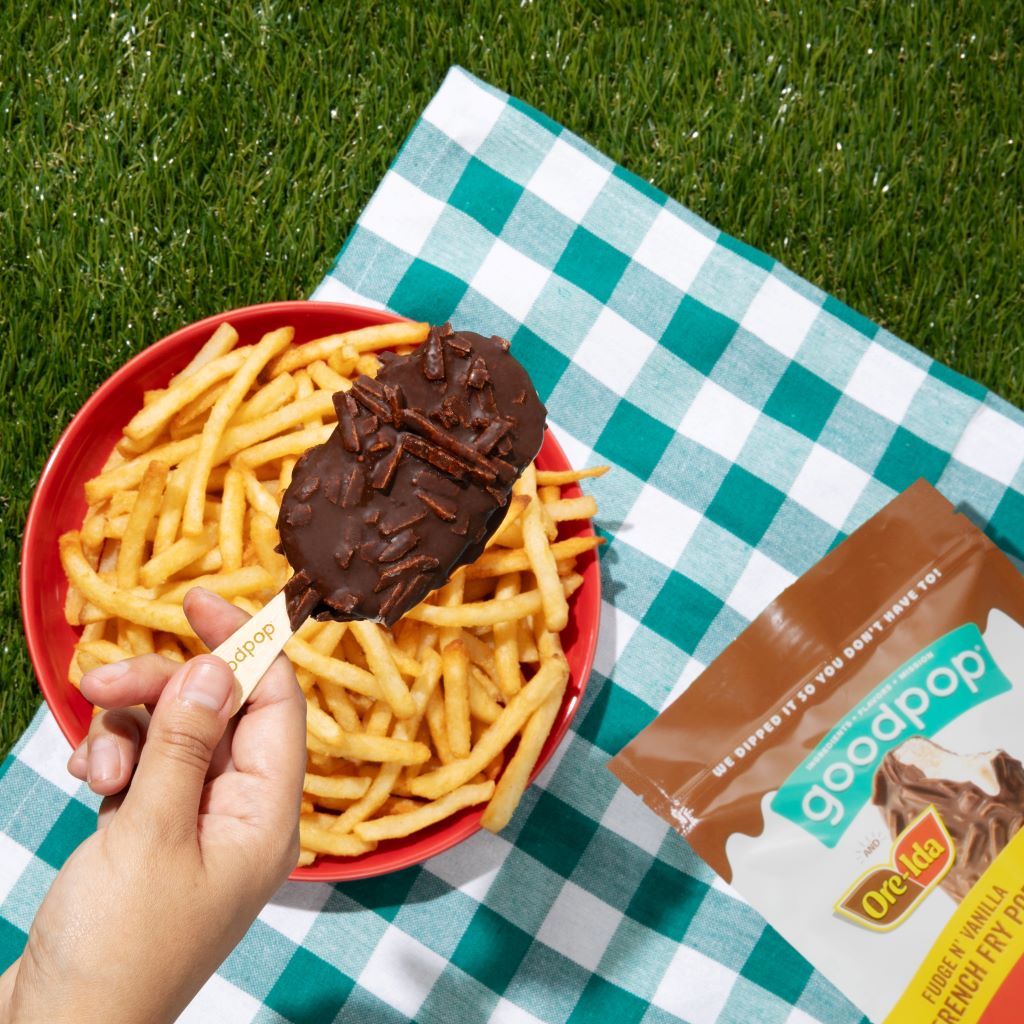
[771,624,1011,847]
[835,806,955,930]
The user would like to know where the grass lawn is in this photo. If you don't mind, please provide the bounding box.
[1,1,1021,756]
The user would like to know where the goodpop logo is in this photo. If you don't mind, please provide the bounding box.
[226,623,276,671]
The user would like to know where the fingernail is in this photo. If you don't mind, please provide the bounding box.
[82,661,131,685]
[180,658,233,712]
[88,736,120,784]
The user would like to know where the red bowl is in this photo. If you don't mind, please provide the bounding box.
[20,300,601,881]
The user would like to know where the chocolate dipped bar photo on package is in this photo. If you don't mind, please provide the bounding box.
[611,480,1024,1024]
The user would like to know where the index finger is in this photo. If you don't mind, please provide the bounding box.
[80,653,183,711]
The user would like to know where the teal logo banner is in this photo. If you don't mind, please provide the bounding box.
[772,624,1011,847]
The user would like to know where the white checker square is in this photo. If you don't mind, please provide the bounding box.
[488,997,548,1024]
[592,600,640,679]
[470,239,550,321]
[425,828,513,904]
[537,882,622,973]
[422,72,506,154]
[741,276,821,358]
[624,484,701,569]
[952,405,1024,486]
[358,925,447,1020]
[601,786,670,858]
[546,421,592,472]
[259,881,334,945]
[17,712,80,796]
[573,308,656,395]
[651,944,737,1024]
[359,174,446,257]
[178,974,261,1024]
[845,342,927,423]
[726,550,798,622]
[788,444,871,530]
[311,275,386,309]
[678,380,761,462]
[634,208,716,293]
[0,835,32,904]
[526,138,611,221]
[661,658,708,709]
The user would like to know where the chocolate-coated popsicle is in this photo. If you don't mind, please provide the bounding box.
[277,323,546,630]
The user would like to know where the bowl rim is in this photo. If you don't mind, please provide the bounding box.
[20,300,601,882]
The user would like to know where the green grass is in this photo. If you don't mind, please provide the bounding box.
[1,1,1021,756]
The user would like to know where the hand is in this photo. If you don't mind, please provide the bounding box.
[0,589,305,1024]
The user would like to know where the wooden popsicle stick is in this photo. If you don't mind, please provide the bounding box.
[211,590,296,712]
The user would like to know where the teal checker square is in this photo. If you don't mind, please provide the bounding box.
[687,244,771,324]
[735,415,816,495]
[521,275,604,358]
[448,155,523,235]
[740,925,814,1007]
[682,887,767,971]
[582,458,647,537]
[763,360,843,442]
[341,866,422,922]
[717,976,794,1024]
[509,325,570,403]
[303,892,389,978]
[758,497,847,576]
[606,261,685,341]
[873,426,951,492]
[220,919,303,1002]
[417,966,499,1022]
[332,227,414,309]
[928,357,988,402]
[475,104,558,185]
[793,309,870,392]
[708,327,791,411]
[602,623,691,707]
[420,205,499,284]
[816,395,898,477]
[548,364,627,448]
[515,790,600,879]
[823,294,879,339]
[938,461,1007,524]
[717,230,776,272]
[388,258,469,324]
[577,676,657,757]
[35,798,93,869]
[627,858,709,942]
[333,987,410,1024]
[499,190,577,271]
[0,919,26,975]
[541,734,624,822]
[660,293,738,375]
[611,161,668,207]
[502,943,594,1024]
[901,372,983,452]
[597,917,679,1002]
[772,262,827,308]
[390,120,471,203]
[554,224,632,303]
[0,856,56,933]
[595,536,671,622]
[568,974,650,1024]
[653,828,717,883]
[987,487,1024,561]
[582,173,662,254]
[3,772,76,854]
[675,519,756,601]
[263,947,353,1023]
[482,844,575,936]
[647,433,734,515]
[873,326,932,371]
[622,346,705,430]
[706,464,787,547]
[570,827,656,914]
[393,872,479,961]
[695,604,751,664]
[642,570,724,654]
[450,904,535,995]
[593,399,676,481]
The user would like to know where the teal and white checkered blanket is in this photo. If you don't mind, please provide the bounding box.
[5,66,1024,1024]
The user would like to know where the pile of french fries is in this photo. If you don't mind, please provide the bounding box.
[58,319,605,863]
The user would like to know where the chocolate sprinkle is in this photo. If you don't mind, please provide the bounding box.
[277,327,546,628]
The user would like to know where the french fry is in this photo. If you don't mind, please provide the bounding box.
[219,467,245,572]
[170,322,240,384]
[303,773,372,801]
[116,461,169,588]
[520,468,568,632]
[299,818,376,857]
[354,781,495,842]
[350,621,415,719]
[544,495,599,522]
[492,573,522,698]
[140,522,219,589]
[465,536,604,580]
[266,321,428,376]
[535,466,609,486]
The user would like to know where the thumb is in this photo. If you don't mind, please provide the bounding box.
[121,655,240,838]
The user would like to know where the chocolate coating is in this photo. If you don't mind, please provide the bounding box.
[277,325,546,629]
